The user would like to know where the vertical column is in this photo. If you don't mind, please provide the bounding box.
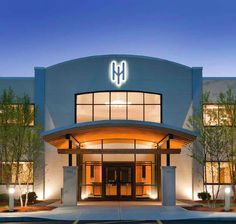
[66,134,72,166]
[166,134,173,166]
[166,139,170,166]
[161,166,176,206]
[34,67,46,200]
[76,154,82,201]
[63,166,78,206]
[68,140,72,166]
[192,67,203,200]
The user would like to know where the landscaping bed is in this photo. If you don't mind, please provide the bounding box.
[181,199,236,212]
[183,206,236,212]
[0,205,56,213]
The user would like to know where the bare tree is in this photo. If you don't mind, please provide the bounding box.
[218,88,236,200]
[0,88,43,207]
[188,91,229,207]
[0,88,17,188]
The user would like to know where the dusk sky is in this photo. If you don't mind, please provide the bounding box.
[0,0,236,77]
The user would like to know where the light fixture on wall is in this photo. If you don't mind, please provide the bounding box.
[148,190,158,200]
[81,191,89,200]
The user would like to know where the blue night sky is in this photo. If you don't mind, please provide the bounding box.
[0,0,236,77]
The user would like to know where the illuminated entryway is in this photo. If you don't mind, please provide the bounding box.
[82,158,157,200]
[79,138,158,200]
[42,120,196,202]
[103,163,134,198]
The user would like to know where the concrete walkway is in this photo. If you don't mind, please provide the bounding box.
[1,201,236,221]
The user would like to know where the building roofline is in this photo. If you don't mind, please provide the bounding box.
[41,120,197,139]
[45,54,194,70]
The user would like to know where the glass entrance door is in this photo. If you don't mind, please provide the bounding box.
[103,163,134,199]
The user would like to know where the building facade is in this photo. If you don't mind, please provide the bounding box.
[0,55,235,201]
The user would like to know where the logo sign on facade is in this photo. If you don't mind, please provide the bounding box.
[109,60,128,87]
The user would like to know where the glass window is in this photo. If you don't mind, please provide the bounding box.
[83,154,102,162]
[103,154,135,161]
[111,92,126,105]
[205,162,232,184]
[0,162,33,184]
[203,104,236,126]
[80,140,102,149]
[94,105,109,121]
[83,162,102,198]
[135,161,156,198]
[136,140,157,149]
[76,92,162,123]
[77,94,93,104]
[145,105,161,123]
[144,93,160,104]
[218,105,233,126]
[94,92,109,104]
[203,105,218,126]
[205,162,219,183]
[111,105,126,120]
[128,105,143,120]
[103,139,134,149]
[77,105,92,122]
[220,162,231,183]
[0,104,35,126]
[28,105,35,126]
[128,92,143,104]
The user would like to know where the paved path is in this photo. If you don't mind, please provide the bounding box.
[1,201,236,221]
[3,221,236,224]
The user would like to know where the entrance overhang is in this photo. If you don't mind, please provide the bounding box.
[42,120,196,153]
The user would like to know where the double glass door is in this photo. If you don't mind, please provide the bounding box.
[103,163,134,199]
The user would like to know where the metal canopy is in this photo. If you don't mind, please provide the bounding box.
[42,120,196,154]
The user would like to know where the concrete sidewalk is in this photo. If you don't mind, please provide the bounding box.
[1,201,236,221]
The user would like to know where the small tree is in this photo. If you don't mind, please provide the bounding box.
[218,88,236,200]
[22,125,42,206]
[188,91,229,207]
[0,89,17,187]
[0,88,42,207]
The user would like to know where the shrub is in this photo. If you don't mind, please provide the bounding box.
[0,193,9,202]
[21,192,37,204]
[198,192,211,201]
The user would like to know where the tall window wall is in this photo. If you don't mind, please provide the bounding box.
[204,162,232,184]
[0,162,33,184]
[76,91,162,123]
[203,104,235,126]
[0,104,35,126]
[203,104,235,185]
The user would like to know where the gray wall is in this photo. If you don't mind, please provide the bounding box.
[36,55,202,199]
[0,77,34,101]
[43,55,198,130]
[203,77,236,101]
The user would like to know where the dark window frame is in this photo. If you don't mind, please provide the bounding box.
[204,161,233,185]
[0,103,35,127]
[74,91,162,124]
[203,103,236,127]
[0,161,34,185]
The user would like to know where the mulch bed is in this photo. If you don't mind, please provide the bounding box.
[194,200,225,204]
[0,206,56,213]
[183,206,236,212]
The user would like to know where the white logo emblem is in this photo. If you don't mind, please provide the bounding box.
[109,60,128,87]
